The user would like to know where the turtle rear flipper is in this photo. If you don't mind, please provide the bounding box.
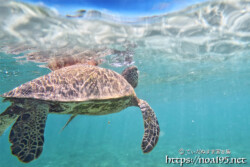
[122,66,138,88]
[9,103,49,163]
[60,114,77,132]
[0,105,23,136]
[138,99,160,153]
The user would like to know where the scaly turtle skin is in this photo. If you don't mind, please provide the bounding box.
[0,64,160,163]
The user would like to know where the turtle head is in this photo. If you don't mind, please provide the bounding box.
[121,66,138,88]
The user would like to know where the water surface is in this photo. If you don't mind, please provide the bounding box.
[0,0,250,166]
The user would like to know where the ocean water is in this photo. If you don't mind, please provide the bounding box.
[0,0,250,166]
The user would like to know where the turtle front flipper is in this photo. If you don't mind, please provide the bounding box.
[138,99,160,153]
[9,103,49,163]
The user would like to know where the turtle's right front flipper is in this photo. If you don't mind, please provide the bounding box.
[138,99,160,153]
[9,103,49,163]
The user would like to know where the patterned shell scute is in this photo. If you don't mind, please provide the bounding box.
[2,65,135,102]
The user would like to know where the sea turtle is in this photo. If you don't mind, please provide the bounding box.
[0,64,160,163]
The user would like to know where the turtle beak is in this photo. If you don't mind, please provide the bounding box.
[134,67,139,75]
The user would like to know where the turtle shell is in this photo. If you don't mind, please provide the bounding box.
[1,65,136,102]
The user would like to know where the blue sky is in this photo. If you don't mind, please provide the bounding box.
[20,0,207,16]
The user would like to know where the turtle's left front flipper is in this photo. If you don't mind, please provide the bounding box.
[9,103,49,163]
[138,99,160,153]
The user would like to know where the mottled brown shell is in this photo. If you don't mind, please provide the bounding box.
[2,65,136,102]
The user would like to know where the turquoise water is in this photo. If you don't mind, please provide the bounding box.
[1,0,250,166]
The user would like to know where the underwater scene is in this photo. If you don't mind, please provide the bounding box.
[0,0,250,166]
